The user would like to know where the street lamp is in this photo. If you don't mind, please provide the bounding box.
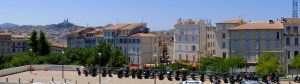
[154,54,157,84]
[61,51,64,79]
[29,49,32,73]
[98,53,102,84]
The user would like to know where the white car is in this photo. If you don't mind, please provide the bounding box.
[179,80,202,84]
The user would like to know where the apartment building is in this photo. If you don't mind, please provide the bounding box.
[215,19,246,58]
[103,23,159,66]
[174,19,215,62]
[67,28,104,48]
[0,32,29,56]
[282,18,300,62]
[228,21,284,63]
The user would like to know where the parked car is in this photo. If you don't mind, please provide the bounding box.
[179,80,202,84]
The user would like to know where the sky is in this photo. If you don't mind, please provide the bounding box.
[0,0,293,31]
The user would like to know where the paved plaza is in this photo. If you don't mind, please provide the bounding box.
[0,71,296,84]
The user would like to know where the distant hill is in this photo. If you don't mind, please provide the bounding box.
[0,23,19,29]
[45,21,80,28]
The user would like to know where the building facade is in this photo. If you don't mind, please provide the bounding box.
[174,19,215,62]
[103,23,159,66]
[67,28,104,48]
[282,18,300,63]
[0,32,29,56]
[228,21,284,63]
[215,19,245,58]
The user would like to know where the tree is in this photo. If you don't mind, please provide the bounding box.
[38,30,50,55]
[29,30,38,53]
[290,55,300,75]
[107,49,128,67]
[256,52,280,74]
[199,57,226,72]
[225,56,246,73]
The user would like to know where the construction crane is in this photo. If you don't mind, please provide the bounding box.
[293,0,298,18]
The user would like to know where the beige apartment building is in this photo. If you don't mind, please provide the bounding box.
[215,19,245,58]
[282,18,300,62]
[0,32,29,56]
[228,21,284,63]
[174,19,215,62]
[103,23,159,66]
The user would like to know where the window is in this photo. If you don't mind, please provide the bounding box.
[275,40,281,48]
[286,38,290,45]
[137,39,140,44]
[186,55,188,61]
[179,54,182,60]
[191,45,196,51]
[222,42,226,49]
[286,26,291,33]
[295,51,299,57]
[192,36,195,42]
[295,38,299,45]
[244,40,250,49]
[112,32,115,36]
[256,32,261,39]
[293,26,298,34]
[287,51,291,59]
[193,56,196,62]
[222,25,226,30]
[232,32,238,39]
[222,33,226,39]
[222,52,226,58]
[266,40,271,49]
[178,36,182,41]
[232,40,238,49]
[276,32,280,39]
[256,40,261,49]
[244,32,249,39]
[266,32,271,40]
[185,36,188,41]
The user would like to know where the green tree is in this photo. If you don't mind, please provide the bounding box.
[225,56,246,72]
[107,49,128,67]
[199,57,226,72]
[169,60,189,70]
[38,30,50,55]
[290,55,300,75]
[29,30,38,53]
[256,52,280,74]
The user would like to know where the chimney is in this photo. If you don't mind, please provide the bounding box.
[269,20,274,24]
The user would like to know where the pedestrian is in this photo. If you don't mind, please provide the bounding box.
[76,66,81,76]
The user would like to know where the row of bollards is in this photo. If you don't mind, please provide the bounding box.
[3,77,91,84]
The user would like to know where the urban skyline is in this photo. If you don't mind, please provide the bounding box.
[0,0,293,31]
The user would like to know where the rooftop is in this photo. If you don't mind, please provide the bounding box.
[228,22,283,30]
[283,18,300,24]
[130,33,159,37]
[217,19,245,24]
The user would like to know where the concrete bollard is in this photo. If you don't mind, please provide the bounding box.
[18,78,20,83]
[6,78,8,82]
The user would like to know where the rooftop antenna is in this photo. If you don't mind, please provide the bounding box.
[86,22,89,28]
[293,0,298,18]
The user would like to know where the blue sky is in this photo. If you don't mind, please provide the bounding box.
[0,0,293,30]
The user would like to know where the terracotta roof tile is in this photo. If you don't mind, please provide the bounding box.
[283,18,300,24]
[217,19,245,24]
[228,22,283,30]
[130,33,159,37]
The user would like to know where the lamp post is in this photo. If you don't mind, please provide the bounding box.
[29,49,32,73]
[153,54,157,84]
[98,53,102,84]
[61,51,64,79]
